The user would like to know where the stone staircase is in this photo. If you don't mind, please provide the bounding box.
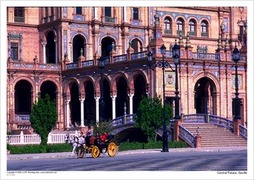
[181,123,247,147]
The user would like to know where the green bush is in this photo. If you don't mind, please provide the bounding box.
[7,143,72,154]
[119,140,188,151]
[7,141,188,154]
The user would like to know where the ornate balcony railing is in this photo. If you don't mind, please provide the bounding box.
[192,53,217,60]
[131,51,147,60]
[114,54,127,62]
[82,60,94,67]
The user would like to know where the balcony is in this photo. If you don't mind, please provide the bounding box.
[104,16,115,23]
[164,29,172,35]
[14,16,24,23]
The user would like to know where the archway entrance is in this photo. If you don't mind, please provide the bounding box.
[101,37,115,57]
[84,81,95,125]
[116,77,128,117]
[194,77,216,114]
[133,74,147,114]
[14,80,32,115]
[40,80,57,102]
[70,83,80,126]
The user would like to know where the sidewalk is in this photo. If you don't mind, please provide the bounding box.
[7,146,247,161]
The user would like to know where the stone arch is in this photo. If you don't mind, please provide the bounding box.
[39,80,57,101]
[72,34,87,62]
[193,72,219,115]
[100,36,116,57]
[129,38,143,53]
[14,79,33,115]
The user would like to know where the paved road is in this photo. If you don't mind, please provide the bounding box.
[7,147,247,171]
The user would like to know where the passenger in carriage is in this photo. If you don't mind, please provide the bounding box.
[78,131,86,148]
[85,126,93,145]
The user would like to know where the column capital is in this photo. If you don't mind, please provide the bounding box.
[128,93,134,98]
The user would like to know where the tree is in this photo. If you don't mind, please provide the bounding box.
[134,96,173,140]
[30,94,57,146]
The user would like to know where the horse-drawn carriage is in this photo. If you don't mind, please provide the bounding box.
[65,132,118,158]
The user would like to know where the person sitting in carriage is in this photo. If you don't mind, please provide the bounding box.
[85,126,93,145]
[78,131,86,148]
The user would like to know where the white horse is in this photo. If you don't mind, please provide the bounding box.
[64,134,86,158]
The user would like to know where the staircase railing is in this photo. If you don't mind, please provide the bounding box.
[110,114,136,127]
[179,126,196,148]
[209,115,233,131]
[182,114,206,123]
[239,124,247,140]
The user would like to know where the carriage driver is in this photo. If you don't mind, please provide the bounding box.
[78,131,86,148]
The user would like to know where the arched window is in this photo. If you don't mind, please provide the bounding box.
[164,17,172,34]
[201,20,208,37]
[189,19,197,36]
[177,18,184,35]
[131,38,142,53]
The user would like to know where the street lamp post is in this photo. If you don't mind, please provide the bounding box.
[172,41,181,120]
[147,44,169,152]
[98,56,105,122]
[232,45,241,120]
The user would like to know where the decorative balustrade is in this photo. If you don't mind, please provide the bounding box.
[7,131,76,145]
[192,53,218,60]
[15,114,30,121]
[209,114,233,131]
[81,60,94,67]
[66,62,78,69]
[182,114,206,123]
[114,54,127,62]
[110,114,135,127]
[131,51,147,60]
[11,62,60,70]
[239,124,247,140]
[179,126,196,148]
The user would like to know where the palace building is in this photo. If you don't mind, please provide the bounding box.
[6,7,247,133]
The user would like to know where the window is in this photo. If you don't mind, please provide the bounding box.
[14,7,24,22]
[133,7,139,20]
[201,20,208,37]
[76,7,82,15]
[189,19,196,36]
[105,7,111,17]
[164,17,172,34]
[177,18,184,35]
[11,42,18,60]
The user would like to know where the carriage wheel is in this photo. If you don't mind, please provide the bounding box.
[91,146,100,158]
[107,142,117,157]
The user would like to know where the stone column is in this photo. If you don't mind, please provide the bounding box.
[111,95,117,119]
[128,93,134,114]
[65,99,70,129]
[80,97,85,127]
[42,42,47,63]
[95,96,100,124]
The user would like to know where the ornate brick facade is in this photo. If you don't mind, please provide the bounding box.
[6,7,247,133]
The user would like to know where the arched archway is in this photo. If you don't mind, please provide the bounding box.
[133,74,147,113]
[70,83,80,126]
[101,36,115,57]
[194,77,217,114]
[84,81,95,125]
[116,77,129,117]
[14,80,32,114]
[46,31,56,64]
[131,38,142,53]
[73,35,85,62]
[40,80,57,102]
